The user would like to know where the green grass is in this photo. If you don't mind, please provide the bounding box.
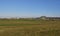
[0,27,60,36]
[0,24,41,26]
[0,19,60,36]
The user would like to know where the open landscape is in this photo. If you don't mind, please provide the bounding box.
[0,19,60,36]
[0,0,60,36]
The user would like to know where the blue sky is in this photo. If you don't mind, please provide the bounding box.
[0,0,60,18]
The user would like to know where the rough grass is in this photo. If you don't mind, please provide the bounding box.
[0,27,60,36]
[0,20,60,36]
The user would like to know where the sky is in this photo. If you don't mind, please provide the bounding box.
[0,0,60,18]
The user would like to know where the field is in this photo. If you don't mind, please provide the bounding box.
[0,19,60,36]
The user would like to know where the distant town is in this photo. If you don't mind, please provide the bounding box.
[0,16,60,20]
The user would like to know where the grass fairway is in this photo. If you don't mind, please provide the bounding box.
[0,20,60,36]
